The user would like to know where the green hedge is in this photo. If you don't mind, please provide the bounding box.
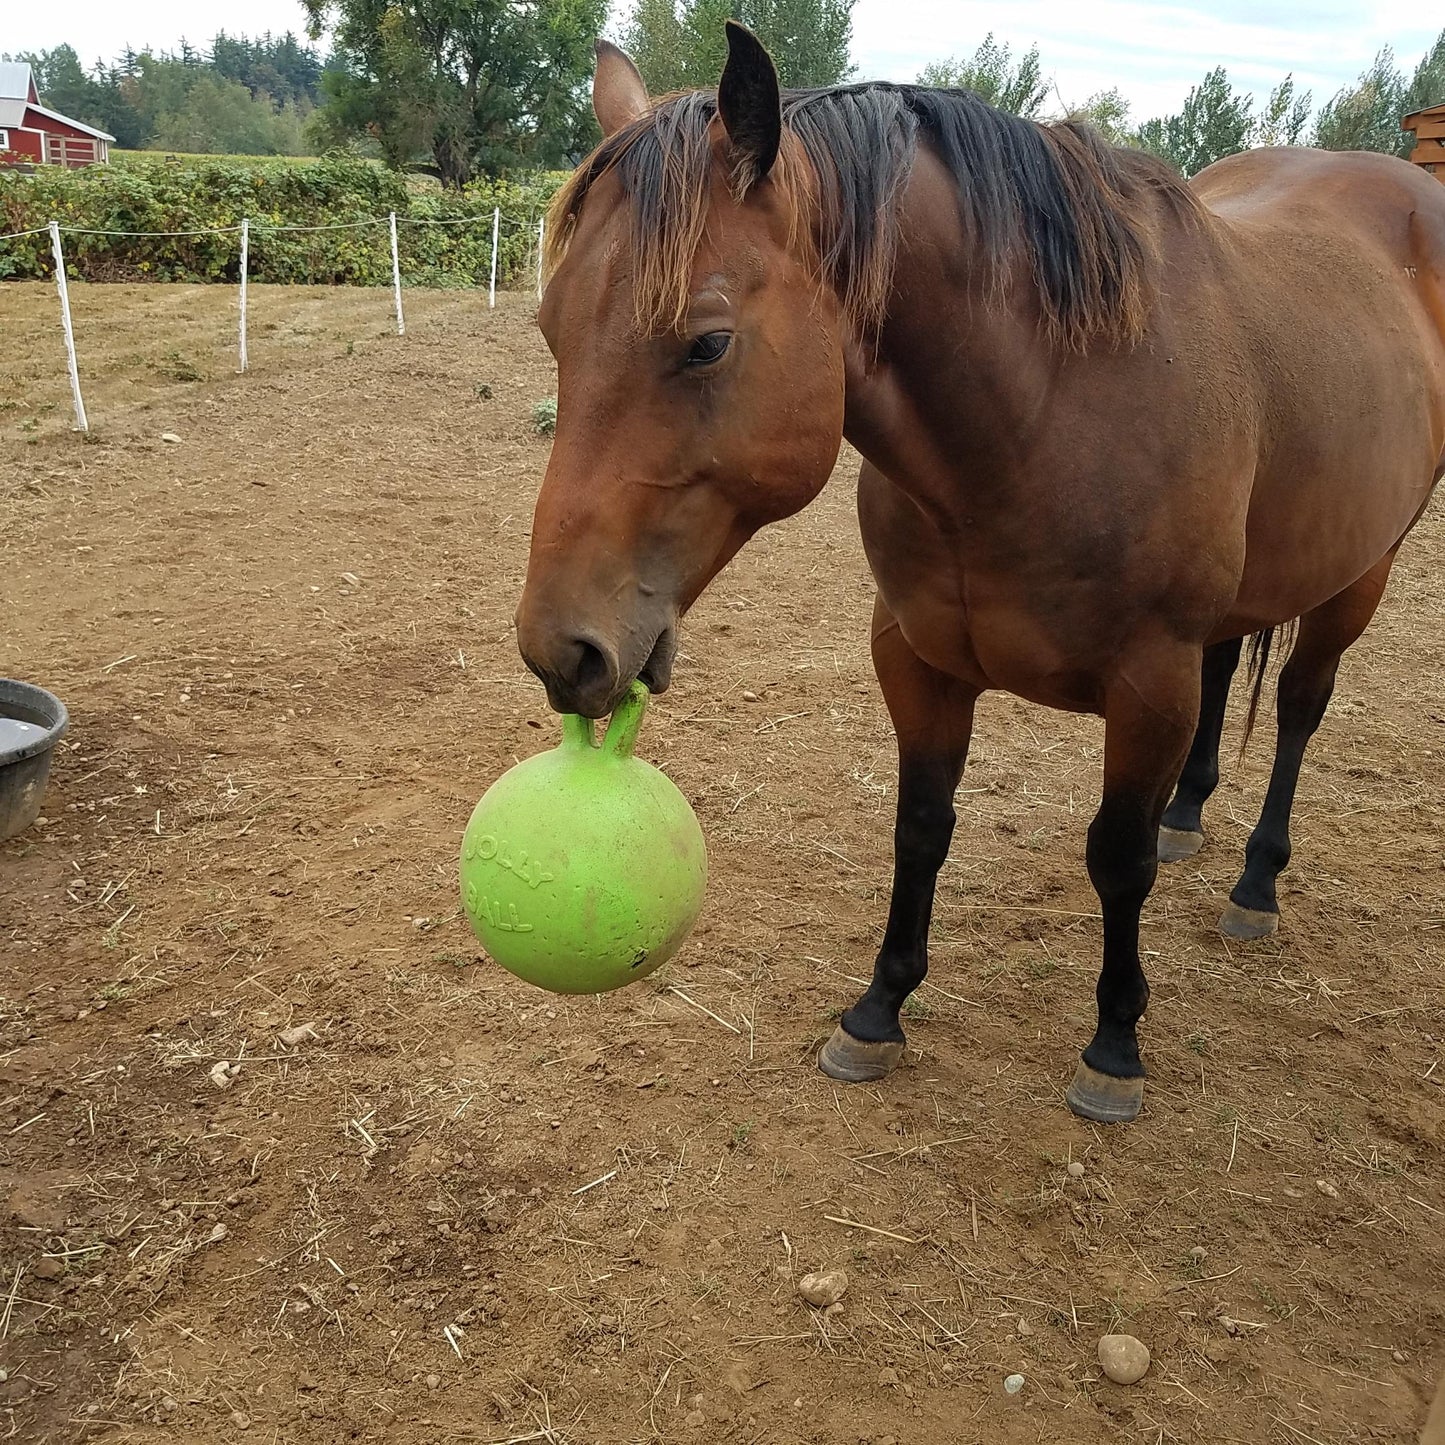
[0,155,566,287]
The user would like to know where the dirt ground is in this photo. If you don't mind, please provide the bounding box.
[2,279,1444,1445]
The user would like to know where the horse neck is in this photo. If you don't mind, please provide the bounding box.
[839,159,1062,520]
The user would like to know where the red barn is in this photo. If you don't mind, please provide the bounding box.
[0,61,113,170]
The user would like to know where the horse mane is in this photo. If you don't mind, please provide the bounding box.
[545,82,1201,351]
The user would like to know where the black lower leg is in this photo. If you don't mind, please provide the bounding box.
[1082,796,1158,1079]
[1161,637,1242,838]
[1228,661,1337,917]
[842,752,964,1044]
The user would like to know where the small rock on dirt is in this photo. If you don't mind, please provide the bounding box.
[1098,1334,1151,1385]
[1066,1161,1086,1178]
[208,1060,236,1090]
[798,1269,848,1308]
[33,1257,63,1279]
[229,1410,250,1429]
[277,1022,317,1048]
[1004,1374,1025,1395]
[426,1374,440,1391]
[1315,1179,1339,1199]
[684,1410,705,1428]
[742,691,758,701]
[161,433,182,445]
[1189,1245,1207,1263]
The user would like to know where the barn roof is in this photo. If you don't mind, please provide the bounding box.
[1404,101,1445,125]
[0,61,36,101]
[25,102,114,141]
[0,62,115,140]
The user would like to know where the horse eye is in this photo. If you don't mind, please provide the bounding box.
[686,331,732,366]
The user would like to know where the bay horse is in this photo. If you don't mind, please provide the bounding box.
[516,24,1445,1122]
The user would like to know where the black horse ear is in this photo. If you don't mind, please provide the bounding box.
[594,40,649,136]
[718,21,781,184]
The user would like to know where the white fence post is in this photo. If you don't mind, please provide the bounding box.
[48,221,87,433]
[536,215,546,302]
[238,218,250,374]
[389,211,405,336]
[489,207,500,310]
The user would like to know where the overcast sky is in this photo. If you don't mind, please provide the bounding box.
[6,1,1442,121]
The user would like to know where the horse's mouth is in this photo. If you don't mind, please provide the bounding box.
[638,625,678,696]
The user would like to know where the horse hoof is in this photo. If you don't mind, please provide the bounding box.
[1157,826,1205,863]
[818,1026,904,1083]
[1065,1060,1145,1124]
[1219,902,1279,940]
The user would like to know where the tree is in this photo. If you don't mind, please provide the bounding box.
[151,75,314,155]
[620,0,855,94]
[1312,48,1406,154]
[919,33,1047,117]
[1403,27,1445,124]
[1065,87,1131,145]
[620,0,691,93]
[1254,74,1312,147]
[302,0,608,186]
[1134,66,1254,176]
[747,0,854,88]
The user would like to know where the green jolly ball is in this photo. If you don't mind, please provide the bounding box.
[459,683,707,994]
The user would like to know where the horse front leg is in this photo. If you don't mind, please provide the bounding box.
[819,600,979,1083]
[1067,644,1199,1123]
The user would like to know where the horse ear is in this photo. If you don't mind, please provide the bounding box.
[593,40,649,137]
[718,21,781,184]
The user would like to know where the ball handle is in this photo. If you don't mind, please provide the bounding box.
[558,682,651,760]
[601,681,650,759]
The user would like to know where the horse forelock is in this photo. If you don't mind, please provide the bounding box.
[545,82,1200,348]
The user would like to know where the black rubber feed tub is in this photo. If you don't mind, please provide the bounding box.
[0,679,69,841]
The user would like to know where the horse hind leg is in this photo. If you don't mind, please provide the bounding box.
[1159,637,1243,862]
[1220,550,1399,940]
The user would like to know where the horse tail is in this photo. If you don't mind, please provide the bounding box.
[1239,620,1298,753]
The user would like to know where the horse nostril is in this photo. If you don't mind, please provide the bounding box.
[571,638,613,696]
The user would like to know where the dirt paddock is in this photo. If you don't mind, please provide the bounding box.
[2,280,1444,1444]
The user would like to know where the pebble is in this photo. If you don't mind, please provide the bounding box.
[1394,1350,1408,1364]
[33,1257,63,1279]
[1315,1179,1339,1199]
[229,1410,250,1430]
[1097,1334,1151,1385]
[1066,1161,1086,1179]
[684,1410,705,1428]
[161,432,182,445]
[208,1060,236,1090]
[426,1374,440,1391]
[1003,1374,1025,1395]
[741,691,758,702]
[277,1022,317,1047]
[797,1269,848,1308]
